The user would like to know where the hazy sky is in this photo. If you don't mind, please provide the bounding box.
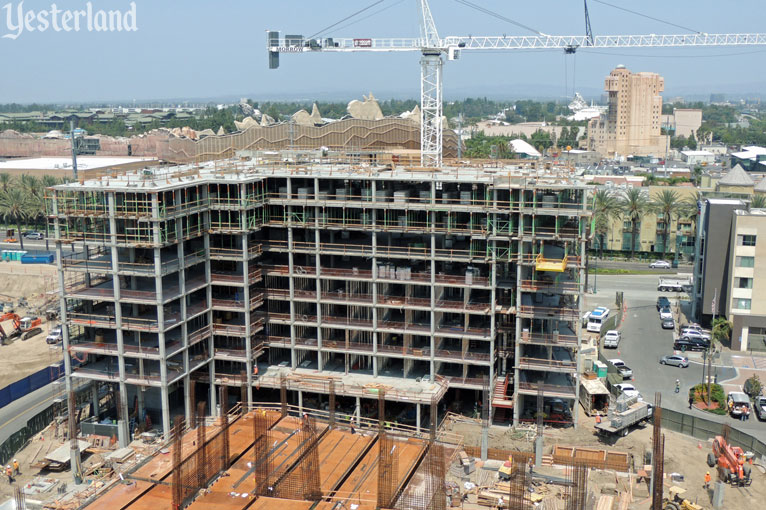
[2,0,765,103]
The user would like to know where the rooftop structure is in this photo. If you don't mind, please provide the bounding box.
[0,156,158,178]
[47,150,590,440]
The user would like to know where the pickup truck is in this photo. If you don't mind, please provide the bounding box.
[728,392,751,417]
[596,394,653,437]
[609,359,633,379]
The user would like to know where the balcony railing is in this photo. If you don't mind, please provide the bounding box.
[266,312,491,339]
[211,267,263,285]
[519,279,580,293]
[212,316,265,336]
[518,330,578,347]
[516,381,576,396]
[262,264,490,287]
[264,240,479,262]
[266,288,490,313]
[517,305,579,321]
[209,244,263,260]
[211,291,265,311]
[517,357,576,372]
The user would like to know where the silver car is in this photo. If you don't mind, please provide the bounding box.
[660,355,689,368]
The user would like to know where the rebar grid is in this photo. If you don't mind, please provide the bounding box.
[280,374,288,417]
[171,416,183,510]
[273,414,323,501]
[329,380,336,427]
[377,432,399,509]
[566,462,588,510]
[652,392,664,510]
[14,484,25,510]
[509,454,529,510]
[253,408,271,496]
[219,387,230,470]
[196,401,207,490]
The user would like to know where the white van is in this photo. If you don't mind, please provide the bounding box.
[587,306,611,333]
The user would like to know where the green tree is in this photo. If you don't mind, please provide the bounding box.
[712,317,732,346]
[687,132,697,150]
[651,190,682,257]
[0,189,30,250]
[0,173,11,194]
[620,188,649,259]
[591,189,621,258]
[751,194,766,209]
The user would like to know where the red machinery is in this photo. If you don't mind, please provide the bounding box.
[708,435,752,486]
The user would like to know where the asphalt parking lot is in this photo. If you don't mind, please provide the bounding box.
[588,274,766,442]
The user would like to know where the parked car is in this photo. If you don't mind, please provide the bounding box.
[680,327,711,340]
[23,231,43,240]
[673,338,708,352]
[681,329,711,344]
[661,318,675,330]
[727,392,751,417]
[609,359,633,379]
[659,307,673,320]
[649,260,671,269]
[603,330,621,348]
[659,355,689,368]
[656,296,670,311]
[754,396,766,421]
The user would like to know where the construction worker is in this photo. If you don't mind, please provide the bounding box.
[12,459,19,476]
[5,465,12,484]
[689,394,694,409]
[595,415,602,424]
[675,379,680,393]
[704,471,711,489]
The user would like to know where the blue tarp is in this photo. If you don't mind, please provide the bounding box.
[20,253,54,264]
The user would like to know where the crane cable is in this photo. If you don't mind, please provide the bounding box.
[591,0,700,34]
[321,0,407,37]
[308,0,387,40]
[453,0,544,36]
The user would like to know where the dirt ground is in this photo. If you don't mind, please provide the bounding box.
[0,261,61,389]
[446,408,766,509]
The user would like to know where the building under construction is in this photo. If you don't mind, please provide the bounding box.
[47,149,589,438]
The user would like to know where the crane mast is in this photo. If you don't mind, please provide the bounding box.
[267,0,766,167]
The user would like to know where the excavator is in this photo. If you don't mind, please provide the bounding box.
[0,313,42,342]
[707,435,752,486]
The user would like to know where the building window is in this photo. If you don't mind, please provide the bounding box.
[736,256,755,268]
[734,298,751,310]
[737,234,757,247]
[736,277,754,289]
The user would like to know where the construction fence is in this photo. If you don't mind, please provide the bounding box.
[659,407,766,459]
[0,404,56,467]
[0,361,68,409]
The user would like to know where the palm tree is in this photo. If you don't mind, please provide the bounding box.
[591,189,621,258]
[0,189,30,250]
[651,189,682,257]
[0,173,11,194]
[751,194,766,209]
[620,188,649,259]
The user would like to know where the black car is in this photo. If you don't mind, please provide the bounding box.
[673,338,708,352]
[657,296,670,311]
[662,318,675,330]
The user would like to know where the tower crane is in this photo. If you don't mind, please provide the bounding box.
[268,0,766,168]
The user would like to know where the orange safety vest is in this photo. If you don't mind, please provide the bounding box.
[705,473,711,483]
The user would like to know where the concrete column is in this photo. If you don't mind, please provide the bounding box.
[416,403,421,434]
[151,193,171,439]
[298,390,303,415]
[287,178,297,368]
[371,183,378,377]
[355,396,361,426]
[242,230,253,405]
[106,192,130,433]
[314,177,323,372]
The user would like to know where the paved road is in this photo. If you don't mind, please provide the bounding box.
[589,258,694,272]
[589,275,766,442]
